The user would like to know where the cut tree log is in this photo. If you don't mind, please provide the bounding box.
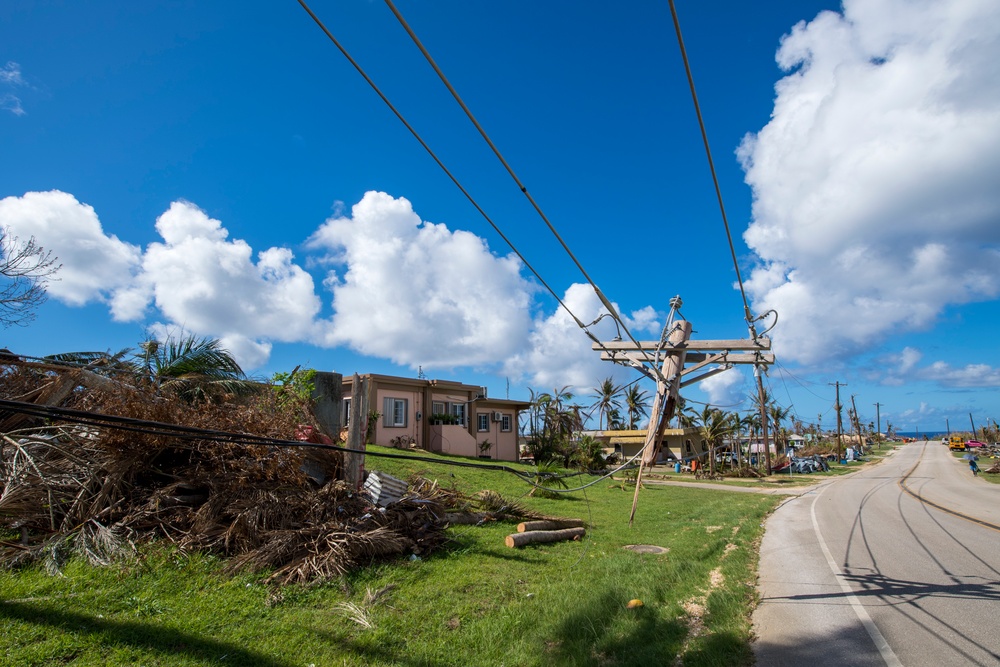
[516,518,585,533]
[505,527,585,548]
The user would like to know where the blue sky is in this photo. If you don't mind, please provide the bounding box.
[2,0,998,436]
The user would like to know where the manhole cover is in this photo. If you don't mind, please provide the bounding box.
[623,544,669,555]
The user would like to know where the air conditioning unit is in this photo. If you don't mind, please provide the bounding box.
[492,411,503,422]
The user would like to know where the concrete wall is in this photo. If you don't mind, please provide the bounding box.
[311,371,343,440]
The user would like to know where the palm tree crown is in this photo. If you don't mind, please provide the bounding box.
[589,377,623,431]
[624,385,651,429]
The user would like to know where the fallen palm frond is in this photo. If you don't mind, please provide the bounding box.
[0,363,547,585]
[474,489,548,520]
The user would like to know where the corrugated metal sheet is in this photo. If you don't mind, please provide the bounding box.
[363,471,409,507]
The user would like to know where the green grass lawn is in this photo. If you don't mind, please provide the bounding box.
[1,447,781,666]
[950,448,1000,484]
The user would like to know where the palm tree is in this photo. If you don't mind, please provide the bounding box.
[740,411,762,468]
[606,407,624,431]
[43,335,258,403]
[589,377,623,431]
[524,386,582,463]
[768,404,792,456]
[139,335,259,403]
[698,406,736,474]
[677,400,699,429]
[624,385,651,429]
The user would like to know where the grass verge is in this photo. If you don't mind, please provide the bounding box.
[1,446,780,666]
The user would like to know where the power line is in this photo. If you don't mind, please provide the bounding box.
[294,0,663,381]
[666,0,754,333]
[0,397,633,495]
[381,0,650,360]
[773,359,835,401]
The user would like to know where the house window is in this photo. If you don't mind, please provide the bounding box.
[501,414,512,432]
[477,413,489,432]
[383,397,408,428]
[432,401,446,417]
[343,398,351,426]
[450,402,466,427]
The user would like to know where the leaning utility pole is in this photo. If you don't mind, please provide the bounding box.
[850,394,862,452]
[873,402,882,450]
[627,319,691,525]
[592,295,774,524]
[970,413,979,442]
[830,381,846,462]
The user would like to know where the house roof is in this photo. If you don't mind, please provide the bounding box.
[581,427,703,445]
[341,373,529,409]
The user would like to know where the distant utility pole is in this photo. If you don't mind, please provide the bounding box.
[874,402,882,450]
[830,381,846,462]
[970,413,978,441]
[849,394,863,451]
[946,418,951,436]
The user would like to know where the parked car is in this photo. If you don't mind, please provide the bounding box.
[966,440,986,448]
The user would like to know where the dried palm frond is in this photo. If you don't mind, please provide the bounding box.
[336,601,374,629]
[473,490,547,521]
[0,367,542,584]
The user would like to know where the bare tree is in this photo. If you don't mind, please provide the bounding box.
[0,229,60,327]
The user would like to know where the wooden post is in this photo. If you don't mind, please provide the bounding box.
[831,381,846,463]
[629,320,692,525]
[756,367,772,475]
[345,374,369,490]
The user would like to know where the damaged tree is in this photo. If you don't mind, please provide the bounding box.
[0,357,548,584]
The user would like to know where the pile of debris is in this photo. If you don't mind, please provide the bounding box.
[0,361,538,585]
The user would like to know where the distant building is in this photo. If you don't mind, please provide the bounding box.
[341,374,530,462]
[581,427,709,463]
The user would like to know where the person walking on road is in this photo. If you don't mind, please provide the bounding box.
[969,456,980,476]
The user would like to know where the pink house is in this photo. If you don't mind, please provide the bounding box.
[341,374,530,462]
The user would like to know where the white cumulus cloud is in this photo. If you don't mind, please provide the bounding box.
[697,367,747,407]
[113,201,322,363]
[308,191,535,370]
[879,345,1000,388]
[0,189,665,380]
[503,282,662,391]
[0,190,141,305]
[739,0,1000,364]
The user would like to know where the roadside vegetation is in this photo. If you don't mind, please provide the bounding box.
[524,381,894,483]
[0,342,897,666]
[2,445,778,666]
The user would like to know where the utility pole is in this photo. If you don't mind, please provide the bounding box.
[873,402,882,450]
[591,295,775,523]
[946,418,950,436]
[755,366,772,475]
[849,394,863,453]
[970,413,978,441]
[830,382,846,462]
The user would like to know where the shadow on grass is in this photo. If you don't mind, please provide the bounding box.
[680,631,754,667]
[438,532,541,564]
[547,590,689,665]
[0,600,294,667]
[310,630,449,667]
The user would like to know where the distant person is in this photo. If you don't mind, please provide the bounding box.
[969,456,980,477]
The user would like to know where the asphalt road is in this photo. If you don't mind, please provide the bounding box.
[753,442,1000,666]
